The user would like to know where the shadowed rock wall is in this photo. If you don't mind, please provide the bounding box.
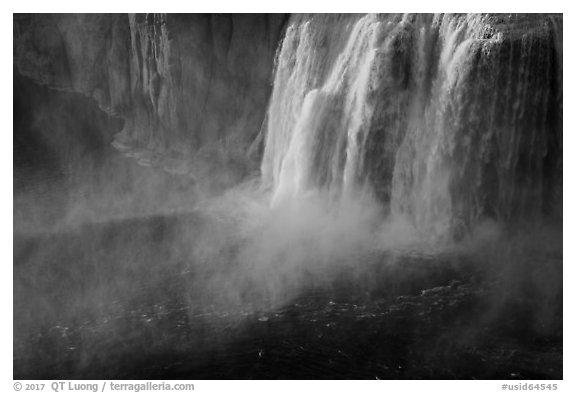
[14,13,289,189]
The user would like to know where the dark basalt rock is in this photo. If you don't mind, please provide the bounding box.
[14,14,289,187]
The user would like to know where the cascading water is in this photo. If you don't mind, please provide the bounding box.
[261,13,562,240]
[13,13,564,379]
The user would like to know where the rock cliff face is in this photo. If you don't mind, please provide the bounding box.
[14,14,562,231]
[14,13,289,187]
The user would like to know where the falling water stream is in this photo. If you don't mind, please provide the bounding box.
[262,14,561,239]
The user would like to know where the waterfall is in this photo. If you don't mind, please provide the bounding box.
[261,13,562,240]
